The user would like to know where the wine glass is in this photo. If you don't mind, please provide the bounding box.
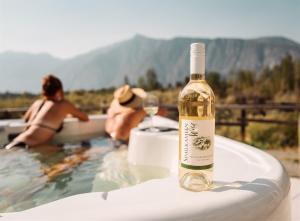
[143,93,159,132]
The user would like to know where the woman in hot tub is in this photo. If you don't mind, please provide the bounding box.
[5,74,89,149]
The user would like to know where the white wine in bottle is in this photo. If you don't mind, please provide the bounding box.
[178,43,215,191]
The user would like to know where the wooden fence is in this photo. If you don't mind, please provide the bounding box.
[164,103,300,142]
[1,103,299,145]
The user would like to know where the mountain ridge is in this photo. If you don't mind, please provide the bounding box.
[1,35,300,92]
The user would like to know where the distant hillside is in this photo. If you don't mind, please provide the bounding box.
[1,35,300,92]
[0,52,62,92]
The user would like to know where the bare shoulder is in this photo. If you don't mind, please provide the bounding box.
[32,99,44,108]
[60,100,82,113]
[60,99,71,105]
[59,99,75,109]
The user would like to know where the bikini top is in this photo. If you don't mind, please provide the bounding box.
[28,100,63,133]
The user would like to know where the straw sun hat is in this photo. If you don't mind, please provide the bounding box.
[114,84,147,108]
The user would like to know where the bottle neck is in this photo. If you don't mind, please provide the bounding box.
[190,73,205,80]
[190,49,205,80]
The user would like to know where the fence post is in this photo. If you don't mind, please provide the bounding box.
[298,112,300,149]
[240,108,247,141]
[298,112,300,177]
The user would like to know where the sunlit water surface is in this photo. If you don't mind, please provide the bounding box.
[0,138,169,212]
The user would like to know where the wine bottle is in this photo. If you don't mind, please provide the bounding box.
[178,43,215,191]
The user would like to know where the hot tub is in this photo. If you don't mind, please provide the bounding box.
[0,115,107,146]
[0,116,291,221]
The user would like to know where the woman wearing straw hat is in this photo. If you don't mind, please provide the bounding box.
[105,85,147,143]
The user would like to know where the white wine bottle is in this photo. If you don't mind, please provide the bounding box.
[178,43,215,191]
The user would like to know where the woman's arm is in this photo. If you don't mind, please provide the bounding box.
[113,109,146,141]
[23,107,32,122]
[23,100,39,122]
[126,109,146,129]
[65,101,89,121]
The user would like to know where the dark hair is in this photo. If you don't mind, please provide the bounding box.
[42,74,63,97]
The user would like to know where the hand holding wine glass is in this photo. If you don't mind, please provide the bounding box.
[143,93,159,132]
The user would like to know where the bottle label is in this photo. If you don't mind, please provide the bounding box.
[179,117,214,169]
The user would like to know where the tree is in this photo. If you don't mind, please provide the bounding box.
[258,67,274,98]
[167,83,173,89]
[145,69,161,90]
[206,72,227,97]
[280,54,295,92]
[228,70,255,97]
[124,75,130,85]
[294,60,300,96]
[136,69,162,91]
[184,76,189,85]
[175,81,183,88]
[258,54,298,96]
[137,76,146,89]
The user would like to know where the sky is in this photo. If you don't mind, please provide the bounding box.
[0,0,299,58]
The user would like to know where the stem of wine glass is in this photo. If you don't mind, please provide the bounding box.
[149,114,153,132]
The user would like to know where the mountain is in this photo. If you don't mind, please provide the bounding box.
[1,35,300,92]
[0,52,62,92]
